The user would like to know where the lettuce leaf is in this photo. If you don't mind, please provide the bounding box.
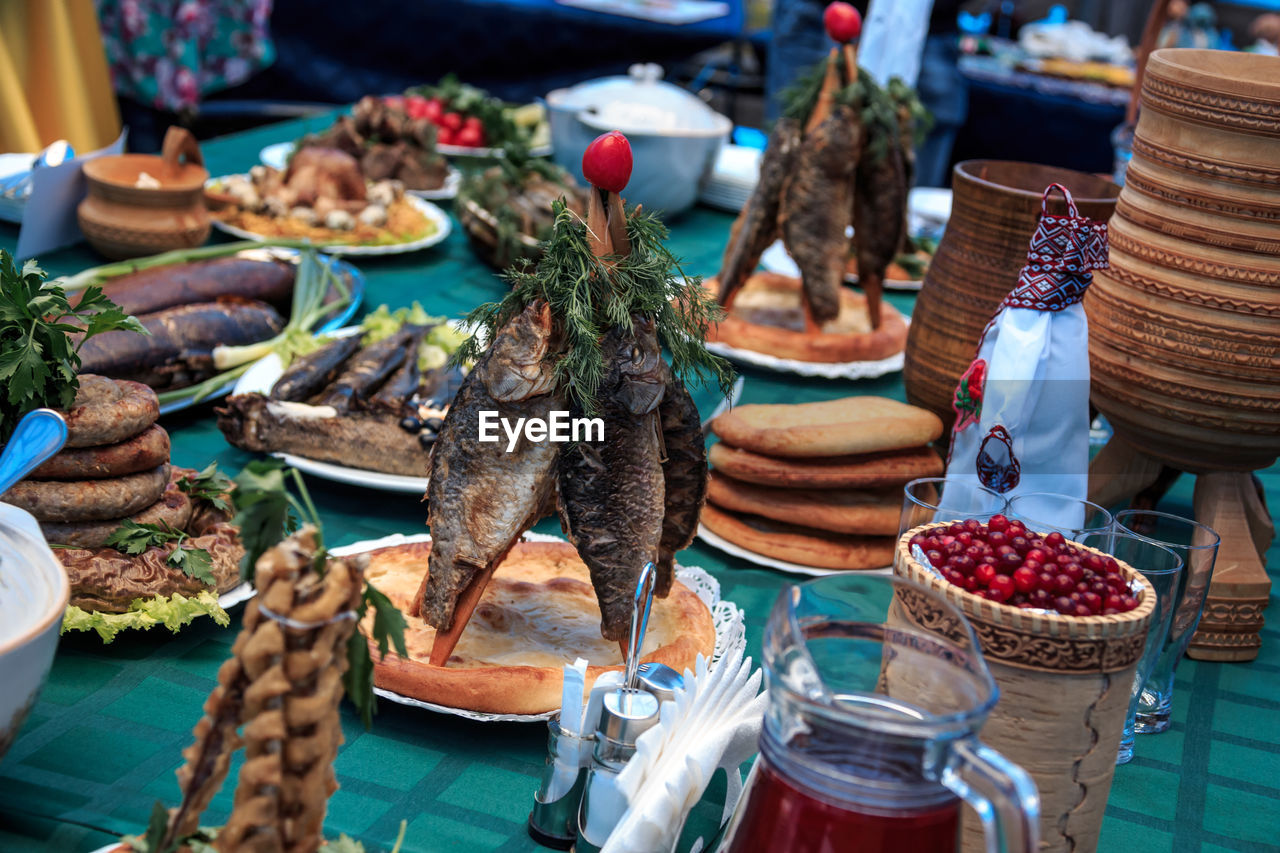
[61,590,230,642]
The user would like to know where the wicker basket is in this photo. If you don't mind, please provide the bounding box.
[893,523,1156,853]
[456,197,543,271]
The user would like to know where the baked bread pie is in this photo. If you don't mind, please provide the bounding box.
[357,539,716,715]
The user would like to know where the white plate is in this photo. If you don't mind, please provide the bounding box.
[258,142,463,201]
[705,335,905,380]
[758,239,924,292]
[219,582,255,608]
[329,531,747,723]
[696,523,891,577]
[231,325,445,493]
[209,179,451,255]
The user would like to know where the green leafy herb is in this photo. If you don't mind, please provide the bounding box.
[777,55,912,165]
[344,582,408,730]
[105,520,215,585]
[177,462,234,513]
[62,590,229,642]
[126,804,217,853]
[0,250,146,442]
[455,200,734,412]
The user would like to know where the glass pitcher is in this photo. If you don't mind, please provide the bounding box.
[718,574,1039,853]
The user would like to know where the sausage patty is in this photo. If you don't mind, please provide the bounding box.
[39,469,194,547]
[4,464,170,522]
[31,424,170,480]
[64,376,159,448]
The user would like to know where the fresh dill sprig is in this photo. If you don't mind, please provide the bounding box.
[455,200,735,412]
[777,53,909,165]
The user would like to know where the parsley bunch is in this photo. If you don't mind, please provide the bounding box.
[0,250,145,442]
[105,521,216,585]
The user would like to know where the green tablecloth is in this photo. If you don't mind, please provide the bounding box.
[0,119,1277,853]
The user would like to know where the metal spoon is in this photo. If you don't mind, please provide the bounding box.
[622,562,686,705]
[0,410,68,495]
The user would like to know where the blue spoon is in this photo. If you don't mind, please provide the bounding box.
[0,409,69,496]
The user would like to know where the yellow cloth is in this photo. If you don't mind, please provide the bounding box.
[0,0,121,154]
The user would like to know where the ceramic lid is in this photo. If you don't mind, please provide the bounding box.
[548,64,730,136]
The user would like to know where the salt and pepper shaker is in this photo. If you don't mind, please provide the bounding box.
[576,562,663,852]
[529,562,687,850]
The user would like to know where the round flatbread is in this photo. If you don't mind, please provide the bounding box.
[711,396,943,458]
[4,464,170,523]
[30,424,170,480]
[707,472,900,535]
[701,503,894,571]
[63,376,159,448]
[704,273,907,363]
[39,467,194,548]
[709,443,943,489]
[359,539,716,716]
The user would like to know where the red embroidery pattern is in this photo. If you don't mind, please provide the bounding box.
[1003,184,1110,312]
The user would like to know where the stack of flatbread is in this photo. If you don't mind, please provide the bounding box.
[702,396,944,570]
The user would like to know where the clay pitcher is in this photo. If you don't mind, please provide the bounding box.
[78,126,210,260]
[904,161,1119,430]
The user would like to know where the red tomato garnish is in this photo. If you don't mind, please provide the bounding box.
[823,2,862,43]
[437,127,457,146]
[463,115,484,130]
[423,99,444,123]
[455,125,484,148]
[581,130,632,193]
[441,112,464,132]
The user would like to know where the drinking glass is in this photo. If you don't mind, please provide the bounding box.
[900,478,1007,538]
[1114,510,1220,734]
[1079,531,1182,765]
[1007,492,1114,544]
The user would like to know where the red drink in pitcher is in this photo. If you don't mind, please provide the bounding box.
[717,575,1038,853]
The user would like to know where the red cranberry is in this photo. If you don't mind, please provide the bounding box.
[1104,594,1126,611]
[1084,554,1104,572]
[988,514,1010,533]
[909,534,927,549]
[1104,557,1120,574]
[964,545,984,561]
[1013,566,1039,593]
[964,519,983,535]
[1000,552,1023,571]
[944,569,964,585]
[1063,563,1084,584]
[1056,553,1074,567]
[1038,571,1056,589]
[1074,604,1094,617]
[988,575,1015,602]
[1025,548,1048,564]
[926,550,945,567]
[951,555,975,574]
[1076,581,1090,593]
[988,531,1008,548]
[1103,607,1119,615]
[975,564,997,586]
[945,539,965,557]
[956,531,974,547]
[1082,592,1102,613]
[1007,522,1027,539]
[1045,531,1066,548]
[1106,573,1129,591]
[1030,589,1052,607]
[1054,596,1076,614]
[1053,574,1075,594]
[981,555,1000,567]
[1090,580,1109,596]
[1121,595,1138,612]
[962,575,979,592]
[1022,559,1043,575]
[1010,536,1031,555]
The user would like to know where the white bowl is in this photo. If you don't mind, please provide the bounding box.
[0,503,69,763]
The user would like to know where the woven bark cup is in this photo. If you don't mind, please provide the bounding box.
[893,523,1156,853]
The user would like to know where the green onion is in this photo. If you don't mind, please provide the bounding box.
[56,239,314,292]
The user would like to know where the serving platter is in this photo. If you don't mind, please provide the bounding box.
[759,240,924,292]
[695,523,891,577]
[209,179,452,256]
[232,325,436,493]
[330,531,747,723]
[705,336,905,380]
[260,139,552,172]
[258,142,463,200]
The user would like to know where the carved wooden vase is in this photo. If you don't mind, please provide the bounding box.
[904,161,1119,428]
[1085,48,1279,661]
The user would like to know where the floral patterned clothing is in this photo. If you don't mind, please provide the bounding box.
[95,0,275,111]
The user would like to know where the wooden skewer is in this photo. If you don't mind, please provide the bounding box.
[842,44,858,87]
[805,48,842,135]
[428,563,500,667]
[587,187,613,258]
